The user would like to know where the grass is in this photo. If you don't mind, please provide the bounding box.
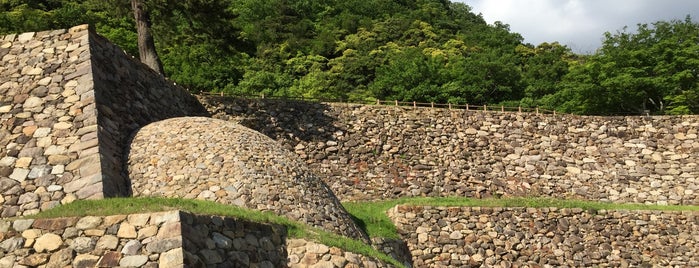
[342,196,699,239]
[26,196,699,267]
[30,197,406,268]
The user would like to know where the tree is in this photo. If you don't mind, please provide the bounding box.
[131,0,164,75]
[545,16,699,115]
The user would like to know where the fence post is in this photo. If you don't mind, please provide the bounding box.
[220,92,224,97]
[431,102,434,108]
[536,107,539,114]
[448,103,452,110]
[501,105,504,112]
[261,93,265,99]
[376,99,380,105]
[553,110,556,116]
[483,104,487,111]
[395,100,398,106]
[413,101,416,108]
[466,104,469,111]
[518,106,522,113]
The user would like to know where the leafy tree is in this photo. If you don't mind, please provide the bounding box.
[549,16,699,115]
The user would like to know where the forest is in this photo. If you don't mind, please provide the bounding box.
[1,0,698,115]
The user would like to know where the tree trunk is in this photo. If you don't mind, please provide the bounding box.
[131,0,165,75]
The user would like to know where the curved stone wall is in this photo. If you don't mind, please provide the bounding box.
[199,96,699,205]
[127,117,369,242]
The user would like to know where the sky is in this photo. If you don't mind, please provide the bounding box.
[455,0,699,54]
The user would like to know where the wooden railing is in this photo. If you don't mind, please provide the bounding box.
[199,92,560,115]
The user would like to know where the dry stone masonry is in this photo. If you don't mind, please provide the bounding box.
[199,97,699,205]
[0,211,390,267]
[0,24,205,218]
[127,117,369,242]
[1,25,99,217]
[389,205,699,267]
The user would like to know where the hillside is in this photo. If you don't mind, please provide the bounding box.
[2,0,698,115]
[0,25,698,267]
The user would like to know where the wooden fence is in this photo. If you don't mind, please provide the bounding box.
[199,92,559,115]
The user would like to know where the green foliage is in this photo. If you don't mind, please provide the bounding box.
[2,1,697,115]
[548,16,699,115]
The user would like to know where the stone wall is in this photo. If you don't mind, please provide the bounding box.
[0,210,393,267]
[388,205,699,267]
[0,25,100,217]
[0,25,206,217]
[199,96,699,205]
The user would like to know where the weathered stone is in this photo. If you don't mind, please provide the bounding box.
[13,219,35,231]
[34,233,62,252]
[73,254,100,268]
[0,237,24,252]
[71,237,95,253]
[122,239,142,255]
[32,218,78,230]
[159,248,184,267]
[75,216,102,230]
[145,238,182,253]
[48,248,74,267]
[96,251,121,267]
[117,222,137,238]
[199,249,222,264]
[18,253,50,266]
[96,235,119,251]
[120,255,149,267]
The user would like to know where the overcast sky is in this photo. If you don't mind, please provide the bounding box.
[455,0,699,53]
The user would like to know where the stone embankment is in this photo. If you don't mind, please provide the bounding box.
[389,205,699,267]
[1,25,99,218]
[199,96,699,205]
[0,24,205,218]
[0,211,393,267]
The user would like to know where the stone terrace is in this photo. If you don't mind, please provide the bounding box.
[200,97,699,205]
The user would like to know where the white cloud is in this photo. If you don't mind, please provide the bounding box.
[455,0,699,53]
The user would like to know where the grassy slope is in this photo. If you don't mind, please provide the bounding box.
[343,197,699,239]
[27,196,699,267]
[29,197,405,268]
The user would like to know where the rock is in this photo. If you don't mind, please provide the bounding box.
[159,248,184,267]
[73,254,100,268]
[96,235,119,251]
[71,237,95,253]
[120,255,149,267]
[48,248,74,267]
[212,232,232,249]
[34,233,62,252]
[23,96,45,108]
[96,251,121,267]
[0,237,24,252]
[119,240,141,256]
[19,253,50,266]
[145,238,182,253]
[117,223,137,238]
